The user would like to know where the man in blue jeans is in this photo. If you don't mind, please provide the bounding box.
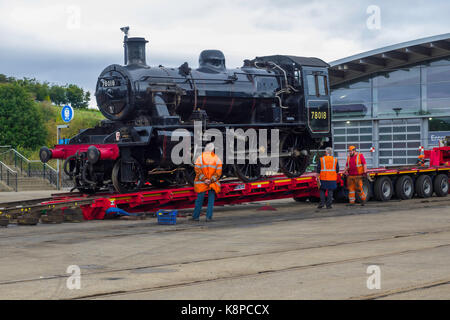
[191,143,223,222]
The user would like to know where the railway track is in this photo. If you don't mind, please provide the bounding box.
[1,225,448,297]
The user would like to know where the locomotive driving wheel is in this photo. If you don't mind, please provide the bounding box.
[112,157,145,193]
[233,150,262,182]
[279,133,309,178]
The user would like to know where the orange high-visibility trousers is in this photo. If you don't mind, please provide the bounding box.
[347,176,366,204]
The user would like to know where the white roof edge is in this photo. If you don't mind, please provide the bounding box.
[329,33,450,67]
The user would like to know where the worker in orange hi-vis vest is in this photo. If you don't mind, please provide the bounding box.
[191,143,223,222]
[316,147,339,209]
[343,146,367,206]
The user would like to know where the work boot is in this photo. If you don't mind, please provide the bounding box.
[206,217,213,222]
[317,204,324,209]
[326,206,332,209]
[190,217,199,222]
[361,202,365,206]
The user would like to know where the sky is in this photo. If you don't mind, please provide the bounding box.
[0,0,449,108]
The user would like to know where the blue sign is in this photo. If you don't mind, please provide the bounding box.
[61,105,74,123]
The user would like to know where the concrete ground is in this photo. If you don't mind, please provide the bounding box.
[0,192,449,300]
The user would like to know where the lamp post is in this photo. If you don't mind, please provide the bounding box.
[56,125,69,190]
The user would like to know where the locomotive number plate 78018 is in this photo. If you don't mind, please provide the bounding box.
[101,79,116,87]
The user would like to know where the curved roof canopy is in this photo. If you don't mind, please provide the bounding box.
[329,33,450,87]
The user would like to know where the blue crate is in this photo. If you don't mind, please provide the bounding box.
[157,209,178,225]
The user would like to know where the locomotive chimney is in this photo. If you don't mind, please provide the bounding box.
[125,37,149,66]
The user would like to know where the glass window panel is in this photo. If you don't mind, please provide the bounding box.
[360,127,372,134]
[406,118,421,124]
[307,75,316,96]
[379,120,392,125]
[407,126,421,132]
[393,142,406,148]
[407,158,418,164]
[427,65,450,83]
[347,128,358,134]
[393,134,406,140]
[427,98,450,114]
[379,127,392,133]
[407,142,420,148]
[429,117,450,131]
[334,136,346,142]
[428,57,450,67]
[393,126,406,132]
[360,143,372,149]
[378,85,420,101]
[347,136,359,142]
[380,135,392,141]
[376,99,421,116]
[334,144,347,150]
[334,128,346,134]
[360,136,372,141]
[380,151,392,157]
[394,150,406,156]
[334,76,371,89]
[380,158,390,165]
[331,88,371,104]
[394,158,406,165]
[318,76,326,96]
[407,134,420,140]
[380,143,393,148]
[375,68,420,87]
[332,103,371,118]
[408,150,419,156]
[427,82,450,99]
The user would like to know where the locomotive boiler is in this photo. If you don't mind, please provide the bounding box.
[40,28,331,194]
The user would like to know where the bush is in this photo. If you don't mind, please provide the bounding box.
[0,83,47,149]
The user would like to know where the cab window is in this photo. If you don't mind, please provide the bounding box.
[307,74,329,97]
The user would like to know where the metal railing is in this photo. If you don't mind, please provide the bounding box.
[0,160,18,191]
[0,148,72,188]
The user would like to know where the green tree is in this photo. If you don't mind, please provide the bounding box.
[49,85,68,106]
[66,84,90,109]
[0,83,47,149]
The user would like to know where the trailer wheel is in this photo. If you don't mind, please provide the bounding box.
[433,174,449,197]
[395,175,414,200]
[374,176,393,201]
[415,175,433,198]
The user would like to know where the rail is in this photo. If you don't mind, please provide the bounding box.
[0,160,18,192]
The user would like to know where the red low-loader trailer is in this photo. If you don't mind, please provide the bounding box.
[81,146,450,220]
[1,147,448,225]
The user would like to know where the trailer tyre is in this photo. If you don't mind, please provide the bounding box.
[395,175,414,200]
[433,174,449,197]
[415,175,433,198]
[374,176,393,201]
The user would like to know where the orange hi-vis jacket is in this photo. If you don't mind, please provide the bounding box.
[346,153,364,176]
[194,152,223,194]
[319,156,338,181]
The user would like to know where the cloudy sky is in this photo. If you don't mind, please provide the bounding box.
[0,0,449,107]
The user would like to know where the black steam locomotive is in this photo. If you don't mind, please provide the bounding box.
[40,28,331,194]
